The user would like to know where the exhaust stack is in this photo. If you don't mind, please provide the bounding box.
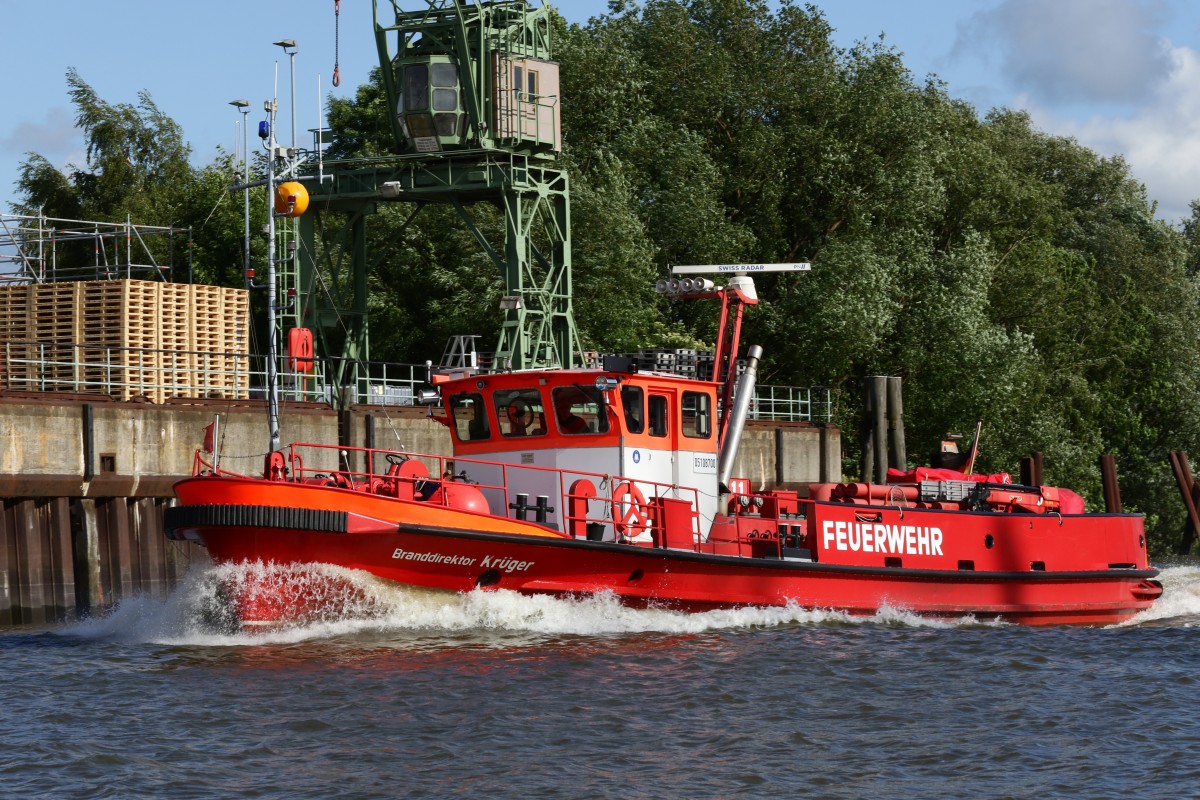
[718,344,763,488]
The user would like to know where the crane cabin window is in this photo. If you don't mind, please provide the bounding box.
[430,62,460,136]
[403,65,429,112]
[431,63,459,107]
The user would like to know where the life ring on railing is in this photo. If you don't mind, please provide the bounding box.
[612,481,651,541]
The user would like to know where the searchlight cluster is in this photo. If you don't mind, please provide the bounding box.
[655,277,717,295]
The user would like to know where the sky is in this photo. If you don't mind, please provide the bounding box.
[3,0,1200,223]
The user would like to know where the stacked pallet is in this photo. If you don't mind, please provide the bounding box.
[588,349,746,382]
[85,280,163,400]
[0,280,250,403]
[632,349,709,378]
[159,282,191,392]
[0,284,35,388]
[188,284,250,399]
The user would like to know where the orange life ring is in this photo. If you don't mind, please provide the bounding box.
[612,482,650,540]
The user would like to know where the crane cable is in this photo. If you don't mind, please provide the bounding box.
[332,0,342,87]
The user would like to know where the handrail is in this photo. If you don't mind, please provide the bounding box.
[0,337,831,422]
[197,440,702,545]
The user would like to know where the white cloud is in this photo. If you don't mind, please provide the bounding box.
[2,107,80,161]
[0,106,86,204]
[961,0,1172,108]
[1024,44,1200,222]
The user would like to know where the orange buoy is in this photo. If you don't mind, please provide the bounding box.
[274,181,310,217]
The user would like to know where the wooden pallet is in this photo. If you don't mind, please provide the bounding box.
[0,280,250,403]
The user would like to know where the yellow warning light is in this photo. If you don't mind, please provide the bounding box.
[274,181,309,217]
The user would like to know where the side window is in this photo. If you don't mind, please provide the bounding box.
[404,64,429,112]
[649,394,669,438]
[682,391,712,439]
[621,386,644,434]
[494,388,547,438]
[430,63,459,109]
[552,386,609,435]
[449,392,489,442]
[430,61,459,136]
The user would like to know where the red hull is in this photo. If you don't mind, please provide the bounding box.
[169,475,1161,627]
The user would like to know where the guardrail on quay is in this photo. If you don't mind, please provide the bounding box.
[0,340,833,424]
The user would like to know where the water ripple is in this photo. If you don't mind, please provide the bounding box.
[0,561,1197,798]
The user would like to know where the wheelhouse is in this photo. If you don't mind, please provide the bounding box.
[435,369,722,534]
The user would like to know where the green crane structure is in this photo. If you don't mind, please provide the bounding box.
[286,0,581,400]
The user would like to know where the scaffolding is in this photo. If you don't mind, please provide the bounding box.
[0,213,193,284]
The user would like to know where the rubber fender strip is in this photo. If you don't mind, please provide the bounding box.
[164,504,349,538]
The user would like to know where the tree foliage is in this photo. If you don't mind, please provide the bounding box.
[14,68,260,287]
[15,1,1200,553]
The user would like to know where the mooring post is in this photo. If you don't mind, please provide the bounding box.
[872,376,888,484]
[886,376,906,472]
[1099,454,1122,513]
[1168,451,1200,553]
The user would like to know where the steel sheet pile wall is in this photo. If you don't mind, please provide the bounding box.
[0,495,198,625]
[0,280,250,403]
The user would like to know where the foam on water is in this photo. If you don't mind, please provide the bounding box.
[1118,563,1200,626]
[64,562,997,646]
[67,559,1200,645]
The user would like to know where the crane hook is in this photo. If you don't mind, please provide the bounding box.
[332,0,342,87]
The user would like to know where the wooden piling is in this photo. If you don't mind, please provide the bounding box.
[1099,454,1122,513]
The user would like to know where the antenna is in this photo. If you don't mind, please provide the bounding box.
[655,263,812,448]
[659,263,811,302]
[671,263,812,274]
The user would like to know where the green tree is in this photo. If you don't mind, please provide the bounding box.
[15,69,259,287]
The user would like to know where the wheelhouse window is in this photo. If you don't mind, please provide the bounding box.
[494,388,547,437]
[621,385,644,434]
[649,394,669,437]
[682,391,712,439]
[552,386,609,435]
[449,392,490,441]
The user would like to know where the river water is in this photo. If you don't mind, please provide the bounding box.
[3,562,1200,799]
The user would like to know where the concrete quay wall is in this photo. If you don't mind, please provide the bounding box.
[0,397,841,625]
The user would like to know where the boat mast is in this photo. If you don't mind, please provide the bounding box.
[265,103,282,455]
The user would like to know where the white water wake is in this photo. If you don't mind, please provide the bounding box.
[66,559,1200,645]
[1118,563,1200,627]
[64,561,988,646]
